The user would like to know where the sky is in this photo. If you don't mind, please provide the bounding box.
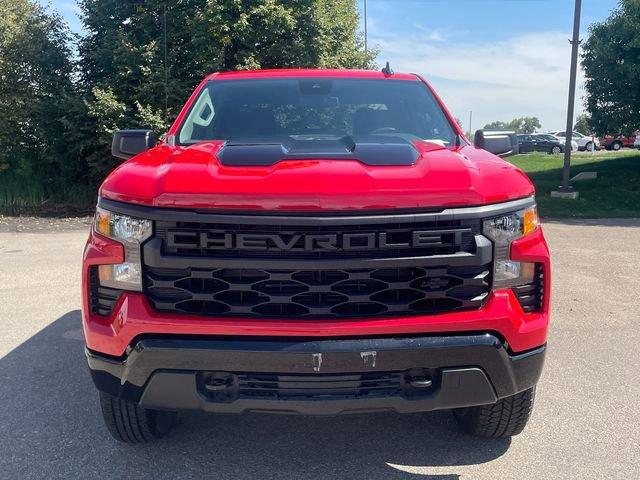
[45,0,620,132]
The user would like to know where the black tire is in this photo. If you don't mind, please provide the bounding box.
[99,392,177,443]
[550,146,562,154]
[585,141,594,152]
[453,387,536,438]
[612,141,622,151]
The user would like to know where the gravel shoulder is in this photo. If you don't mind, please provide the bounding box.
[0,215,93,233]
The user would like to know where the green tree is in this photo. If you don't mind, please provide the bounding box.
[483,121,508,131]
[574,113,594,135]
[513,117,541,134]
[483,117,541,134]
[78,0,376,179]
[582,0,640,136]
[0,0,83,182]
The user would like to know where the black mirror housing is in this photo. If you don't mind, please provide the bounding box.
[112,130,157,160]
[474,130,519,157]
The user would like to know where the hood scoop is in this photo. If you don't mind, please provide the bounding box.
[217,135,420,167]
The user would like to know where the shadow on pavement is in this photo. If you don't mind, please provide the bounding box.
[0,310,510,479]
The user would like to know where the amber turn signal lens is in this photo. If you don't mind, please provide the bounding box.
[95,209,111,237]
[522,207,538,236]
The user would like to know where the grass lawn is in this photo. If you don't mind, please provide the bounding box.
[508,150,640,218]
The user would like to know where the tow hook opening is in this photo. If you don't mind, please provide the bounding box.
[203,372,235,392]
[406,374,433,389]
[198,372,239,402]
[403,369,437,395]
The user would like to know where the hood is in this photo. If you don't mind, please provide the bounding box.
[100,140,535,211]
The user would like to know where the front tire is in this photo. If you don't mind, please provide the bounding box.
[551,146,562,154]
[585,141,594,152]
[453,387,536,438]
[612,141,622,151]
[99,392,177,443]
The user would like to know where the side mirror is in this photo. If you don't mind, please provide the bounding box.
[474,130,519,157]
[111,129,157,160]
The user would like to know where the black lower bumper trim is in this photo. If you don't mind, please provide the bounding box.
[86,334,545,415]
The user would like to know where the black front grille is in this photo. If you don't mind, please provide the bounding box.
[144,265,490,318]
[143,214,492,319]
[89,267,122,316]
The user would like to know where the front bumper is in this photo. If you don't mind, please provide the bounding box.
[87,334,545,415]
[82,225,551,357]
[82,198,551,375]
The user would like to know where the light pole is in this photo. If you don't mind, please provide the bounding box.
[557,0,582,198]
[162,4,169,125]
[364,0,368,52]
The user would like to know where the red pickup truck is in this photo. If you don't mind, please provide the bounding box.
[82,68,550,443]
[601,133,638,151]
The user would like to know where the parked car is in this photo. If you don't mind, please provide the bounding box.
[634,136,640,150]
[518,133,564,154]
[84,68,550,443]
[601,133,637,151]
[539,134,578,152]
[549,131,599,151]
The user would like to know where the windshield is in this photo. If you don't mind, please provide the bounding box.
[177,78,457,146]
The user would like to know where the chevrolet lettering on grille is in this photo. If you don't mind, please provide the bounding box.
[165,229,468,252]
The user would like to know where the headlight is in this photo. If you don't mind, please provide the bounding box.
[483,205,538,288]
[94,207,152,291]
[95,207,152,242]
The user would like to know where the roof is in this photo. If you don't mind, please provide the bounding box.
[205,68,418,81]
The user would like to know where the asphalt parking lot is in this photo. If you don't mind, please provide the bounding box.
[1,218,639,479]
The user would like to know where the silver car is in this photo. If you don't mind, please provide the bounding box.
[549,131,599,151]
